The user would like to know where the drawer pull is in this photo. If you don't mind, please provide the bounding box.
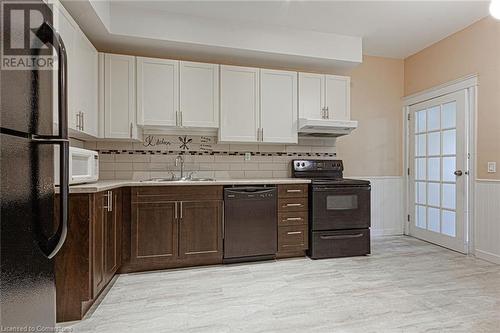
[285,217,303,221]
[320,233,364,240]
[287,231,302,235]
[286,189,302,193]
[285,203,303,207]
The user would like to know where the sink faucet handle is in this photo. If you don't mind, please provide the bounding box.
[186,171,194,179]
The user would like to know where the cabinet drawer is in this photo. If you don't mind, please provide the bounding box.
[310,229,370,259]
[278,198,308,212]
[278,211,308,226]
[278,225,308,252]
[132,186,222,202]
[278,184,308,198]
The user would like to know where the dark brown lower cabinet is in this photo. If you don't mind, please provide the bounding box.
[55,189,122,322]
[121,186,223,273]
[93,190,122,298]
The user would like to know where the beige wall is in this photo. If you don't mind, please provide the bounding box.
[336,56,404,177]
[404,17,500,180]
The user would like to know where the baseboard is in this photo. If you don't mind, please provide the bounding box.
[371,228,404,237]
[475,249,500,265]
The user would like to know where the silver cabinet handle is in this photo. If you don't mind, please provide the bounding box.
[129,122,133,138]
[104,190,112,212]
[180,201,183,219]
[261,128,264,141]
[285,203,303,207]
[321,107,325,119]
[174,202,178,219]
[287,231,302,235]
[286,189,302,193]
[81,112,84,131]
[326,106,329,119]
[179,111,183,127]
[285,217,303,221]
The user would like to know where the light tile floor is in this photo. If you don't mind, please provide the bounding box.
[62,236,500,332]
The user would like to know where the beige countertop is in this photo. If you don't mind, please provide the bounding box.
[59,178,311,194]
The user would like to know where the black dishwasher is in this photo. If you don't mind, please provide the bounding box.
[223,186,277,263]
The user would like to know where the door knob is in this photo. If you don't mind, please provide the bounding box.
[454,170,463,176]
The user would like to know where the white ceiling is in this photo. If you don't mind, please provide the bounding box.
[117,0,490,58]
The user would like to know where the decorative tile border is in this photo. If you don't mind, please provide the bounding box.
[97,149,336,157]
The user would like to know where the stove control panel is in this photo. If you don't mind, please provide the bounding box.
[292,159,343,172]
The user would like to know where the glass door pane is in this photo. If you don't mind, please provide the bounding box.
[409,89,466,253]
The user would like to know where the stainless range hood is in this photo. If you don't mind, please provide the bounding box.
[298,118,358,137]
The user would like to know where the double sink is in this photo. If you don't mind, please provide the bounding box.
[141,177,215,183]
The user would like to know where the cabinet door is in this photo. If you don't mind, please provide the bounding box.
[104,190,122,283]
[260,69,298,143]
[76,33,98,137]
[92,192,106,298]
[219,65,260,142]
[53,3,77,132]
[131,202,178,265]
[103,54,137,139]
[137,57,178,127]
[325,75,350,121]
[179,201,222,261]
[298,72,324,120]
[180,61,219,128]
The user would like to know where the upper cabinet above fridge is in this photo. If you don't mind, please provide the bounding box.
[298,73,357,137]
[52,1,98,139]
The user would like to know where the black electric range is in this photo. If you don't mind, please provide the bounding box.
[292,159,371,259]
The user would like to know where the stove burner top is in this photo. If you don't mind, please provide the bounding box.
[291,159,370,187]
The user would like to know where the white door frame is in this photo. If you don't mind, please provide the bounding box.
[403,74,477,254]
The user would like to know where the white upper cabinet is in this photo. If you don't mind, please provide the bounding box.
[53,2,98,138]
[102,54,139,139]
[298,73,324,121]
[219,65,260,142]
[137,57,178,127]
[325,75,350,121]
[53,3,77,132]
[260,69,298,143]
[75,33,98,137]
[298,73,350,121]
[180,61,219,128]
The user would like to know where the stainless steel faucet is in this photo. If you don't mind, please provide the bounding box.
[175,155,185,180]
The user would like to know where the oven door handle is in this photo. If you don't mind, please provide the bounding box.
[320,233,364,240]
[313,187,370,191]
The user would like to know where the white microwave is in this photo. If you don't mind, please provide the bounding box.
[55,147,99,185]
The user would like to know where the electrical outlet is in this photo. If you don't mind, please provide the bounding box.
[244,152,251,161]
[487,162,496,173]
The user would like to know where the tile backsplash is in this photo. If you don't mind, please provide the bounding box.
[83,135,337,180]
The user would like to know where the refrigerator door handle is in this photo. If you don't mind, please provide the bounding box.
[32,21,69,259]
[33,21,68,140]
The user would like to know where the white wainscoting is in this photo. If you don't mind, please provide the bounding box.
[352,176,405,236]
[475,180,500,264]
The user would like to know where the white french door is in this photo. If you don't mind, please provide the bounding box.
[409,90,468,253]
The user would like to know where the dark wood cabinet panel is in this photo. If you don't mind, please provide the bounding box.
[131,201,178,265]
[278,184,308,198]
[278,211,308,226]
[276,184,309,259]
[92,192,106,298]
[278,225,308,252]
[122,186,224,272]
[104,190,122,283]
[278,197,308,212]
[56,189,122,322]
[179,200,222,261]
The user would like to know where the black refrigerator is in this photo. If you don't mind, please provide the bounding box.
[0,1,69,330]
